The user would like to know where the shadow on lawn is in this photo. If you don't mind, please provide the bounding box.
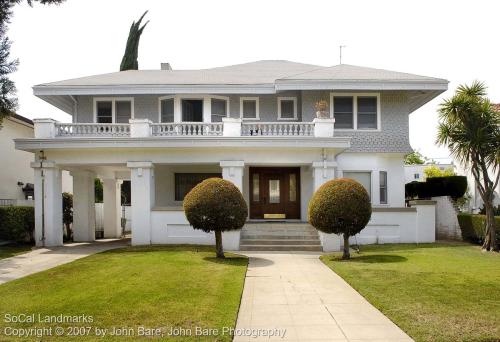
[203,256,248,266]
[330,254,407,263]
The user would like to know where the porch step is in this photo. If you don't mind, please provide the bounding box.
[240,222,322,251]
[240,245,323,252]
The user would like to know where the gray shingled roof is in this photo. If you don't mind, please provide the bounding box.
[36,60,446,87]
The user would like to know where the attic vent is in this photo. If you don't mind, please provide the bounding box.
[161,63,172,70]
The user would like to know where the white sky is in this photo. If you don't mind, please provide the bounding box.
[8,0,500,161]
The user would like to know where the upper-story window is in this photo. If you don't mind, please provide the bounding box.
[333,96,353,129]
[182,99,203,122]
[357,96,378,129]
[330,93,380,130]
[240,97,259,120]
[160,97,174,123]
[211,97,229,123]
[94,98,134,123]
[277,97,297,120]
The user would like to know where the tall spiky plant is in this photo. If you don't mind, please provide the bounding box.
[119,11,149,71]
[437,81,500,251]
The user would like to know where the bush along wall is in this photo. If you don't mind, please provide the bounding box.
[457,213,500,244]
[405,176,467,199]
[0,206,35,243]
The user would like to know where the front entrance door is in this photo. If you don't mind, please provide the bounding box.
[249,167,300,220]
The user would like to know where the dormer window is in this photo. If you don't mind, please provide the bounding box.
[94,98,134,123]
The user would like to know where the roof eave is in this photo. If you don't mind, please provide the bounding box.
[275,79,449,91]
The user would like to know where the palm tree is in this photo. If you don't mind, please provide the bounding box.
[437,81,500,251]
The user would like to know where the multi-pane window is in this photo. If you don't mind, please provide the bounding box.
[343,171,372,198]
[330,94,379,129]
[115,101,132,123]
[252,173,260,202]
[333,96,354,129]
[96,101,112,123]
[174,173,222,201]
[211,98,227,123]
[278,98,297,120]
[357,96,378,129]
[160,98,174,123]
[95,98,132,123]
[414,173,420,180]
[379,171,388,204]
[289,173,297,202]
[241,97,259,119]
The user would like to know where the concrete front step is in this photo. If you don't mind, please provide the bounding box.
[240,239,321,246]
[240,245,323,251]
[240,222,321,251]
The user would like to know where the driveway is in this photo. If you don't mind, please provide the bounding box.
[235,252,412,341]
[0,239,128,284]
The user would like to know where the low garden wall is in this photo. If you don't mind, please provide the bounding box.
[150,208,240,250]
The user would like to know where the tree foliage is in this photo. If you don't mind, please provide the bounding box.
[308,178,372,259]
[62,192,73,240]
[437,81,500,251]
[183,178,247,258]
[0,0,65,124]
[119,11,149,71]
[404,151,427,165]
[423,165,456,179]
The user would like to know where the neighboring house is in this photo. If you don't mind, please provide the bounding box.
[15,60,448,249]
[404,163,455,183]
[0,114,73,207]
[0,114,37,205]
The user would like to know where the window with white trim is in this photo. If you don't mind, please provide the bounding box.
[357,96,377,129]
[160,97,174,123]
[343,171,372,198]
[94,98,133,123]
[211,98,228,123]
[379,171,388,204]
[330,93,380,130]
[278,97,297,120]
[333,96,353,129]
[240,97,259,120]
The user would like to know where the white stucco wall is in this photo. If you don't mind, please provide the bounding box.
[0,117,35,200]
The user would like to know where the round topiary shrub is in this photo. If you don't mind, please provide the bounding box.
[308,178,372,259]
[184,178,248,258]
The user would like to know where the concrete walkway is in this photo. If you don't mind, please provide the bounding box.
[235,252,413,342]
[0,239,129,284]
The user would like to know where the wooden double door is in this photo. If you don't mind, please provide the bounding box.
[249,167,300,220]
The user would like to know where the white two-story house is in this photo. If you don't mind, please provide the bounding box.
[16,60,447,250]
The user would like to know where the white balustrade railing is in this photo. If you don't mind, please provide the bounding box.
[35,119,330,139]
[151,122,223,136]
[241,122,314,136]
[55,123,130,137]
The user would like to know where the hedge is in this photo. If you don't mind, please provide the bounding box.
[457,213,500,244]
[405,176,467,199]
[0,206,35,243]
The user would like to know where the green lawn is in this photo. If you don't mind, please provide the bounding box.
[0,246,247,341]
[0,244,32,260]
[321,242,500,342]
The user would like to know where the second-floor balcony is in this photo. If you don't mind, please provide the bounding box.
[34,118,335,139]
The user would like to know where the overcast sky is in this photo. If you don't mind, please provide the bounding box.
[8,0,499,161]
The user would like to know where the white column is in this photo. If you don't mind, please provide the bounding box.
[222,118,242,136]
[313,118,335,137]
[129,119,152,138]
[103,178,122,238]
[312,161,340,252]
[31,161,63,247]
[203,96,211,123]
[33,118,57,138]
[220,160,245,250]
[71,170,96,242]
[127,162,154,245]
